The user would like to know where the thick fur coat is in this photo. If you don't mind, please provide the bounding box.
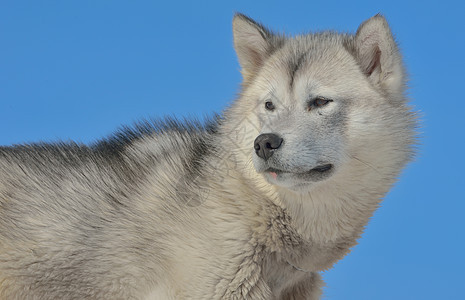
[0,14,416,299]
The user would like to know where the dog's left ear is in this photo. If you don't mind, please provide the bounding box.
[353,15,405,97]
[233,14,282,82]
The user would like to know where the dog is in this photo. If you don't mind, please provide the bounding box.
[0,13,417,299]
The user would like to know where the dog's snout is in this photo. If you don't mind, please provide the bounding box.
[254,133,283,161]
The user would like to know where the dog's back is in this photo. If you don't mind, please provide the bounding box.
[0,143,136,298]
[0,122,213,298]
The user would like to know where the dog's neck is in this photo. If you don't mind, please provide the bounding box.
[276,162,390,245]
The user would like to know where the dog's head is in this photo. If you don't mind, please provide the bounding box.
[225,14,415,193]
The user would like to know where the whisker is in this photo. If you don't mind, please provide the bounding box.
[349,154,379,174]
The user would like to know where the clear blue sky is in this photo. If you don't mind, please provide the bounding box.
[1,1,464,299]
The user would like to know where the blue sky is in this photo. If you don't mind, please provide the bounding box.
[1,1,464,299]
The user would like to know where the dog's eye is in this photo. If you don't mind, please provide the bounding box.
[265,101,275,111]
[309,97,332,110]
[314,97,331,107]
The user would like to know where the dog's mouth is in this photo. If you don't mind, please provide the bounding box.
[265,163,333,179]
[309,164,333,172]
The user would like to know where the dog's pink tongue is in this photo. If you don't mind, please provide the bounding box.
[270,172,278,180]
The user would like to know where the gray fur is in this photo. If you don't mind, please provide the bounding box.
[0,14,417,299]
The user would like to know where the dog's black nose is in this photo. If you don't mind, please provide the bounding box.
[254,133,283,161]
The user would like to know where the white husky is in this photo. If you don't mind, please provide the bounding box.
[0,14,416,299]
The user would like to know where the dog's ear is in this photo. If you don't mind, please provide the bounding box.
[233,14,280,82]
[353,15,405,97]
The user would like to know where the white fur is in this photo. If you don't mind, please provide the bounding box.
[0,14,416,299]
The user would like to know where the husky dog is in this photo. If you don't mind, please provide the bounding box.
[0,14,416,299]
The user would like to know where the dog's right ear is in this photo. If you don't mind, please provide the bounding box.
[352,15,405,97]
[233,14,279,82]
